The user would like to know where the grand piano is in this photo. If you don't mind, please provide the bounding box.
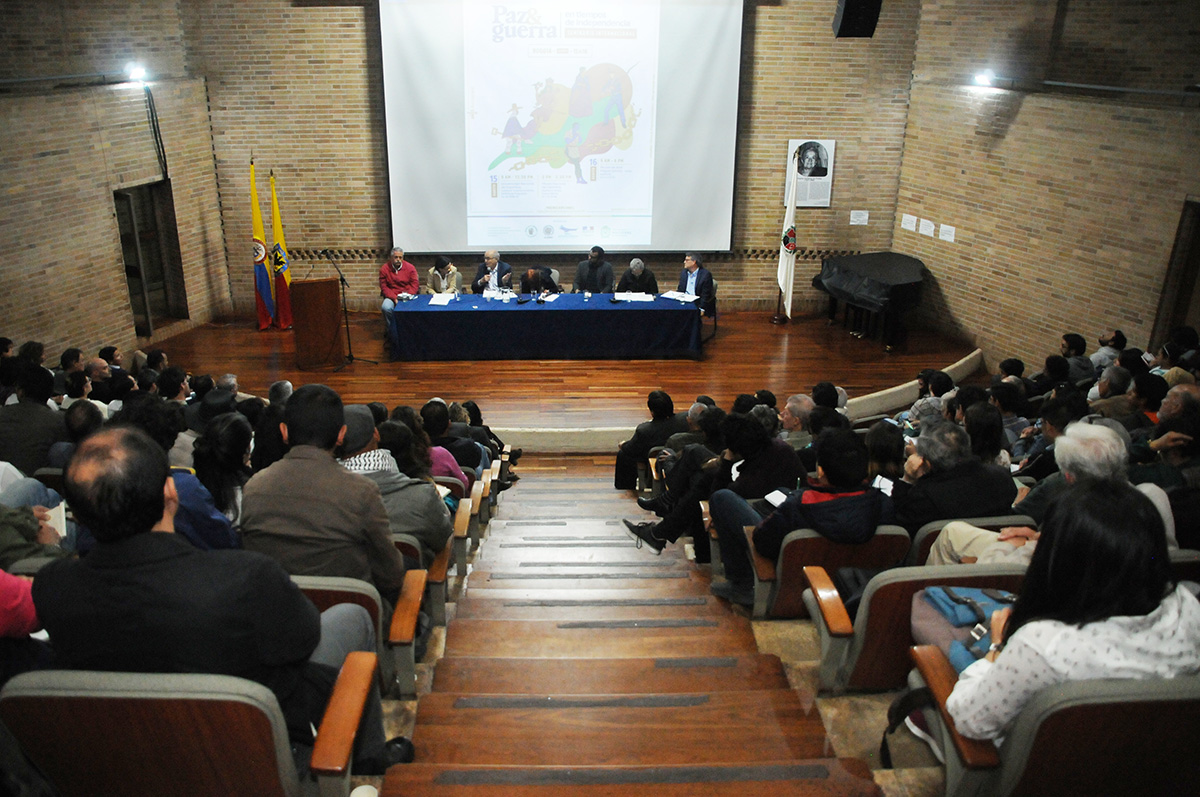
[812,252,925,350]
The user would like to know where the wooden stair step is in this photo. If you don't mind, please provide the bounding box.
[478,547,683,564]
[454,594,727,621]
[381,759,881,795]
[465,569,709,593]
[412,689,828,765]
[443,618,755,658]
[456,587,719,603]
[432,654,791,694]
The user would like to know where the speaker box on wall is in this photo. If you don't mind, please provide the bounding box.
[833,0,883,38]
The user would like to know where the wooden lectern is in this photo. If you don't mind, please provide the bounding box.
[291,278,344,369]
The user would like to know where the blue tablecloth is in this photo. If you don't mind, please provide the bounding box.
[389,293,703,361]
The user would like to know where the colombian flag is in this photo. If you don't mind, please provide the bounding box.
[250,160,274,330]
[269,170,293,329]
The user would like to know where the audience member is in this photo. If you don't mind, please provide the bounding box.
[708,429,893,606]
[1090,329,1126,373]
[1089,364,1133,410]
[613,390,688,489]
[965,402,1010,468]
[156,365,190,405]
[665,402,709,453]
[891,421,1017,536]
[1117,372,1170,432]
[32,426,409,775]
[1060,333,1094,384]
[779,394,815,452]
[625,413,801,561]
[48,399,104,468]
[866,420,906,482]
[82,357,113,403]
[268,379,294,406]
[942,479,1200,742]
[421,399,486,480]
[241,385,405,607]
[107,398,238,552]
[337,405,452,567]
[812,381,838,410]
[192,412,254,527]
[0,365,67,475]
[392,405,471,490]
[52,347,83,396]
[60,371,108,420]
[1029,355,1070,397]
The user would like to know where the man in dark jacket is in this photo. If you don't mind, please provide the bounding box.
[891,421,1017,536]
[708,429,893,605]
[33,426,408,775]
[613,390,688,489]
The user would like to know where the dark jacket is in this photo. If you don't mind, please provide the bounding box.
[891,459,1018,536]
[711,438,803,501]
[677,267,715,316]
[753,485,895,562]
[33,532,333,746]
[621,413,690,459]
[471,261,512,293]
[616,268,659,294]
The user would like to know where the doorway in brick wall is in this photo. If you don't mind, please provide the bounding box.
[1152,199,1200,349]
[114,180,189,338]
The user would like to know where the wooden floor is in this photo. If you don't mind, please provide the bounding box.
[380,457,882,795]
[161,311,973,429]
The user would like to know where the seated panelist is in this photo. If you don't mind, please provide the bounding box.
[472,250,512,293]
[519,267,560,296]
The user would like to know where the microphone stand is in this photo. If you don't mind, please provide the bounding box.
[321,250,378,370]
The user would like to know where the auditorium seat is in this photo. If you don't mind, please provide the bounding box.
[745,525,911,619]
[0,651,378,797]
[910,644,1200,796]
[802,563,1025,693]
[906,514,1038,566]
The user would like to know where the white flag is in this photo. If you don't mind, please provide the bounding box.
[777,147,800,318]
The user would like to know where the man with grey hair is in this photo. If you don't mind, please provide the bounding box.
[1089,364,1133,414]
[749,404,781,437]
[379,246,418,350]
[267,379,293,406]
[780,394,815,452]
[664,402,708,452]
[929,421,1177,565]
[891,421,1017,536]
[471,249,512,293]
[616,257,659,294]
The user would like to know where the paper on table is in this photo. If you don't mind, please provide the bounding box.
[541,293,559,302]
[429,293,453,306]
[613,292,656,302]
[661,290,698,302]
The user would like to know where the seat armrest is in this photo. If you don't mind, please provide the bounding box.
[429,535,452,584]
[470,479,484,514]
[802,566,853,637]
[910,645,1000,770]
[744,526,776,583]
[310,650,378,776]
[388,569,428,645]
[454,496,471,538]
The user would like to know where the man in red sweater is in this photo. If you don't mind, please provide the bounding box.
[380,246,418,353]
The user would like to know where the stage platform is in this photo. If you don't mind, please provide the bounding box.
[160,310,979,447]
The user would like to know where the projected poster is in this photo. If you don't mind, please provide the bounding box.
[463,1,659,248]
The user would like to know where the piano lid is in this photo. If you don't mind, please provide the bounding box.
[815,252,925,313]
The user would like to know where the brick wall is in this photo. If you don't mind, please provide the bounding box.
[178,0,918,314]
[895,0,1200,370]
[0,78,229,357]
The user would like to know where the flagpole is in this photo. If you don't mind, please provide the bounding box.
[774,145,801,326]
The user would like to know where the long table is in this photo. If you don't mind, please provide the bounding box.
[388,293,703,360]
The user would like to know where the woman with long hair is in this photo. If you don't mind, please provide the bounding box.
[192,413,254,526]
[945,479,1200,740]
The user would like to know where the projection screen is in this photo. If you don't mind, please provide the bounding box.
[379,0,744,253]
